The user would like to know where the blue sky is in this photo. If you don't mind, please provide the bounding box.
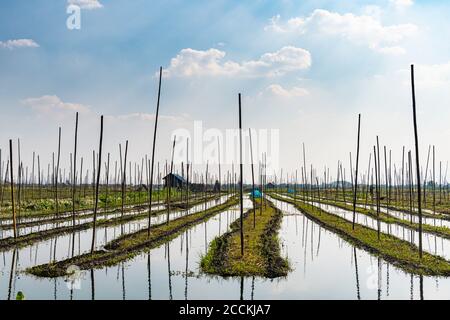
[1,0,450,182]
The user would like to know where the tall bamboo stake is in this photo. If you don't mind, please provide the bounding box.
[217,136,221,194]
[411,64,423,259]
[352,114,361,230]
[374,145,380,240]
[147,66,163,236]
[167,136,176,224]
[186,138,189,209]
[91,115,104,254]
[9,140,17,238]
[238,93,244,256]
[72,112,78,227]
[55,127,61,217]
[249,128,256,229]
[121,141,128,218]
[105,153,110,212]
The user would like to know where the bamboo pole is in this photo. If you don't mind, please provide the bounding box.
[91,115,104,254]
[167,136,176,224]
[147,66,163,236]
[72,112,78,227]
[411,64,423,259]
[238,93,244,256]
[249,128,256,229]
[9,140,17,238]
[352,114,361,230]
[55,127,61,217]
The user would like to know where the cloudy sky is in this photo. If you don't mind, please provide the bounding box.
[1,0,449,182]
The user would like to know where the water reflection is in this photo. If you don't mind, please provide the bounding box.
[1,196,449,299]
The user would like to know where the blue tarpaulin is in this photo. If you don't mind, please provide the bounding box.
[250,189,262,198]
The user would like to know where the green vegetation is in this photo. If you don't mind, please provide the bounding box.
[27,196,239,278]
[270,193,450,276]
[201,199,289,278]
[276,192,450,240]
[0,187,200,220]
[0,194,223,251]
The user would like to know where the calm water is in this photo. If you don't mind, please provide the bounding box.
[1,196,449,300]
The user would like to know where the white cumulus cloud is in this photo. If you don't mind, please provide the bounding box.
[390,0,413,9]
[266,84,309,98]
[399,62,450,88]
[163,46,311,77]
[0,39,39,49]
[265,9,417,55]
[22,95,91,114]
[67,0,103,9]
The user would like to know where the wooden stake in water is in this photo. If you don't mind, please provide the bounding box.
[55,127,61,217]
[91,115,104,254]
[352,114,361,230]
[9,140,17,238]
[238,93,244,256]
[217,137,221,194]
[121,141,129,218]
[186,138,190,209]
[72,112,78,227]
[148,66,163,237]
[410,64,423,259]
[374,145,380,240]
[167,136,176,224]
[249,128,256,229]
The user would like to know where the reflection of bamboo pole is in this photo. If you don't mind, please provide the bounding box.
[91,116,104,254]
[411,64,423,259]
[7,249,17,300]
[90,269,95,301]
[9,140,17,238]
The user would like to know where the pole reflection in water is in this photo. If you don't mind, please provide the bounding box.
[420,275,424,300]
[1,197,447,300]
[167,242,173,300]
[7,249,16,300]
[185,230,189,300]
[121,262,126,300]
[386,264,390,298]
[251,276,255,300]
[377,257,381,300]
[147,252,152,300]
[240,276,244,300]
[91,269,95,301]
[353,247,360,300]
